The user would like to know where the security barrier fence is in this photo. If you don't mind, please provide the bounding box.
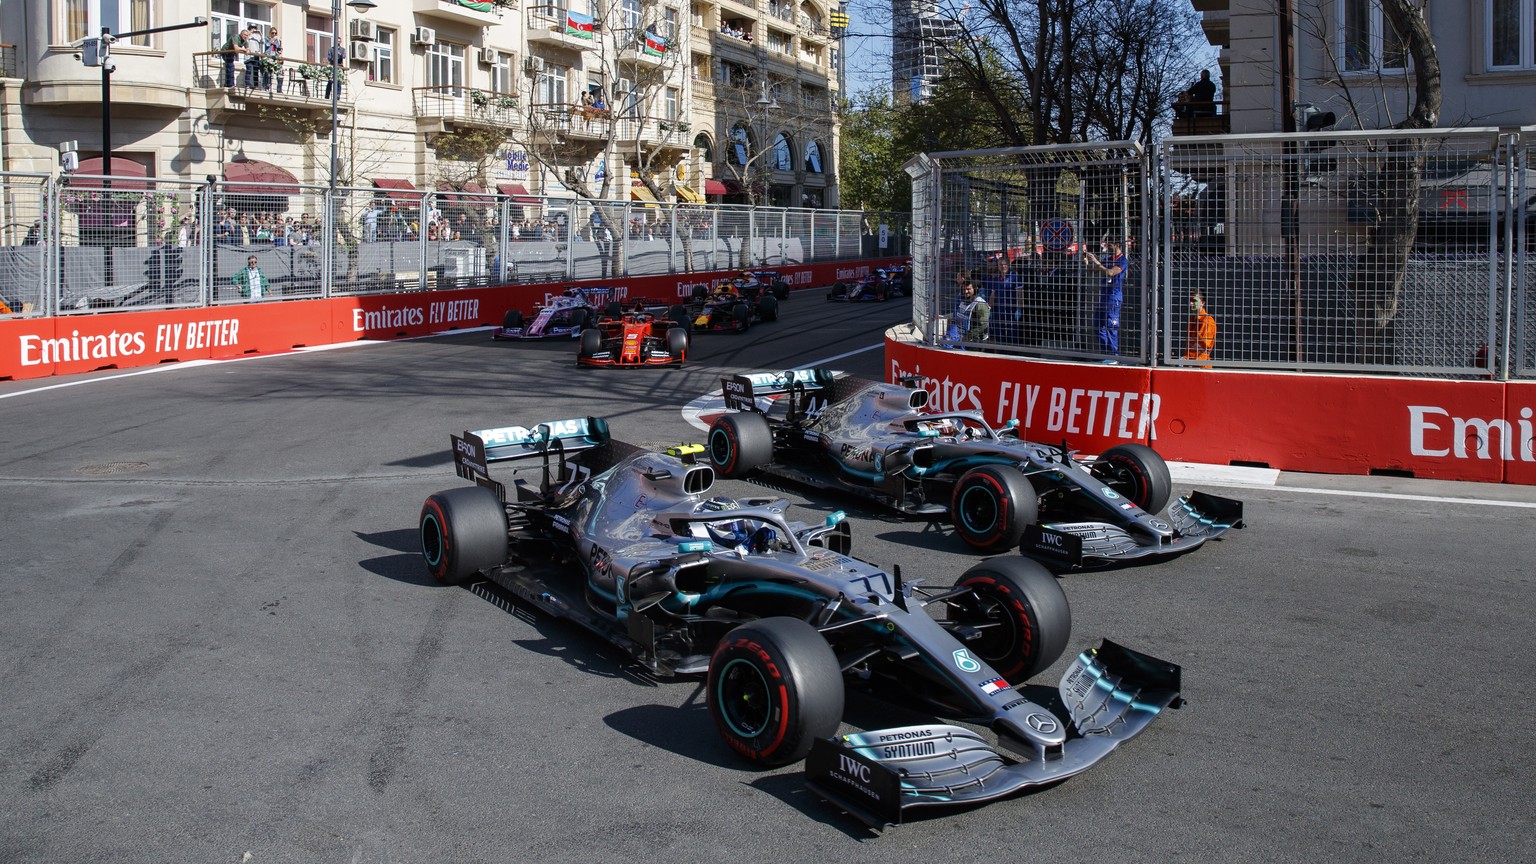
[0,175,908,317]
[908,128,1536,380]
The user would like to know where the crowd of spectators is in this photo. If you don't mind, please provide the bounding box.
[720,22,753,41]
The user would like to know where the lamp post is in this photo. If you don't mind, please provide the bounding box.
[330,0,377,190]
[95,18,208,187]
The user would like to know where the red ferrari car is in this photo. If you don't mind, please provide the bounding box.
[576,309,689,367]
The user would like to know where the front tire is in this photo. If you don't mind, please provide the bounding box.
[707,617,844,767]
[772,280,790,300]
[1093,443,1172,514]
[666,326,688,361]
[578,327,602,360]
[501,309,523,329]
[708,412,773,478]
[947,557,1071,684]
[732,302,751,332]
[419,486,508,585]
[756,294,778,322]
[950,464,1038,553]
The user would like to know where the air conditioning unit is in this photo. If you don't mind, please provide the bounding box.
[478,48,498,66]
[349,20,377,42]
[413,27,436,46]
[524,56,544,74]
[350,41,373,62]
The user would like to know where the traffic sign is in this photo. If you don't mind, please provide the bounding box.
[1042,218,1074,253]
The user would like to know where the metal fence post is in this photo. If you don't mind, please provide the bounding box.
[419,192,432,291]
[497,198,511,283]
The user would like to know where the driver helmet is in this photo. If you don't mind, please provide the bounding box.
[707,519,751,549]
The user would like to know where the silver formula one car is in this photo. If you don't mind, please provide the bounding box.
[705,369,1243,568]
[418,417,1182,826]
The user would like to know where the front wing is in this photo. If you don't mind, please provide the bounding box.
[577,343,684,367]
[805,640,1182,828]
[1022,491,1245,569]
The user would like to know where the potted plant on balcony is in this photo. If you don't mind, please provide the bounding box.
[471,89,492,110]
[495,95,519,110]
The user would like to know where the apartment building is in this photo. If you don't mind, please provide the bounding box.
[0,0,840,207]
[1188,0,1536,134]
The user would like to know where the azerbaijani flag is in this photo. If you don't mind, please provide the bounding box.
[643,31,667,57]
[455,0,494,11]
[565,10,595,39]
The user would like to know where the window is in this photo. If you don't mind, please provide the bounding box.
[491,51,514,94]
[614,76,640,118]
[369,28,395,83]
[538,65,569,106]
[804,140,824,174]
[62,0,89,42]
[622,0,644,32]
[1489,0,1536,69]
[662,7,680,41]
[210,2,272,53]
[771,133,793,171]
[766,29,791,55]
[305,14,333,65]
[1341,0,1405,73]
[730,125,752,165]
[691,3,705,27]
[664,86,679,121]
[428,42,467,95]
[71,1,158,46]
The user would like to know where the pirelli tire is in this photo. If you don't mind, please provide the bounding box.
[1092,443,1173,514]
[666,326,688,362]
[666,304,691,334]
[707,617,844,767]
[708,412,773,478]
[772,279,790,300]
[732,302,751,332]
[950,464,1039,553]
[578,327,603,361]
[756,293,779,322]
[948,557,1071,685]
[827,282,848,301]
[692,284,710,301]
[566,308,589,331]
[501,309,524,330]
[419,486,508,585]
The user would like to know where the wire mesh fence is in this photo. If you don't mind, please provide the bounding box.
[55,175,210,313]
[903,130,1536,379]
[0,174,50,316]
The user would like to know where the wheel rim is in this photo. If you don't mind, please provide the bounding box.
[420,514,444,567]
[1095,458,1144,505]
[708,427,734,468]
[967,592,1021,664]
[716,658,772,738]
[956,485,1000,535]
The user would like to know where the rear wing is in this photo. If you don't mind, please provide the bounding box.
[720,368,835,413]
[451,417,611,498]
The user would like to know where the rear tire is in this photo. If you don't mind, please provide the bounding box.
[667,326,688,361]
[501,309,523,329]
[578,327,602,360]
[708,412,773,478]
[772,280,790,300]
[419,486,507,585]
[948,557,1071,684]
[666,304,690,333]
[1093,443,1173,514]
[707,617,844,767]
[692,284,710,301]
[567,308,588,331]
[950,464,1038,553]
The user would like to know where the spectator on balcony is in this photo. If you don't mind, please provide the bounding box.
[325,43,346,99]
[264,28,284,93]
[1188,69,1217,118]
[243,26,265,89]
[220,30,242,88]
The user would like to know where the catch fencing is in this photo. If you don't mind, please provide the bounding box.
[908,128,1536,380]
[0,175,909,318]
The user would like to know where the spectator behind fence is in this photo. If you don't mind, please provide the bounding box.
[981,254,1019,344]
[1183,290,1216,367]
[233,255,270,299]
[1082,239,1126,359]
[946,279,989,347]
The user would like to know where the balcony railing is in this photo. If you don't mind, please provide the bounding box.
[1172,101,1229,136]
[193,51,351,105]
[528,104,691,146]
[1,43,16,78]
[413,86,521,128]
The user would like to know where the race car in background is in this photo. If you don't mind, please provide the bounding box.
[705,369,1243,567]
[685,283,779,333]
[418,417,1183,825]
[576,306,690,367]
[826,266,910,302]
[733,270,792,301]
[493,286,665,340]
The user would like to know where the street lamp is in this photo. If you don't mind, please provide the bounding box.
[91,18,209,186]
[330,0,377,190]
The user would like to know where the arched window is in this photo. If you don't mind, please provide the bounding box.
[771,132,793,171]
[692,133,713,162]
[730,125,754,165]
[804,140,826,174]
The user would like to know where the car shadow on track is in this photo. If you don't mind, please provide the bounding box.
[355,528,443,587]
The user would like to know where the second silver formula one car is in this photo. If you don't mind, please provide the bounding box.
[706,369,1243,568]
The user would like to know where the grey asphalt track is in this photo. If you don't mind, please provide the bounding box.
[1,295,1533,863]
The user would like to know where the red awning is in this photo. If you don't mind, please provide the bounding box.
[462,181,485,194]
[223,159,300,196]
[704,179,729,196]
[68,156,149,191]
[497,183,541,206]
[371,177,423,203]
[434,181,459,203]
